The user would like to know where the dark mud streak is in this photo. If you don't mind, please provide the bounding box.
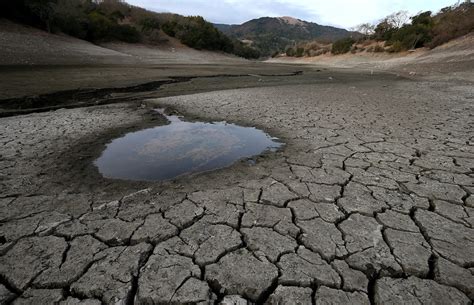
[0,71,303,118]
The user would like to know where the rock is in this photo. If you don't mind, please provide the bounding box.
[189,187,245,207]
[384,228,431,277]
[0,236,67,291]
[306,183,341,202]
[242,227,296,262]
[287,199,320,220]
[349,167,399,190]
[414,209,474,266]
[54,219,95,239]
[90,218,142,246]
[220,295,250,305]
[288,199,344,223]
[205,249,278,302]
[371,186,429,214]
[137,252,206,304]
[315,287,369,305]
[13,289,63,305]
[435,257,474,299]
[265,286,313,305]
[434,200,471,227]
[242,202,299,238]
[287,152,323,168]
[338,183,388,215]
[0,284,15,304]
[298,218,347,260]
[171,278,215,304]
[34,212,71,236]
[179,221,242,266]
[33,235,108,287]
[131,213,178,244]
[374,277,470,305]
[278,247,341,287]
[340,214,402,276]
[164,199,204,228]
[376,210,420,232]
[423,170,473,187]
[189,188,245,227]
[414,154,468,173]
[0,195,53,222]
[59,297,102,305]
[260,181,298,207]
[405,178,466,204]
[339,214,383,253]
[292,165,351,185]
[71,243,152,305]
[0,211,70,242]
[331,260,369,293]
[117,189,154,217]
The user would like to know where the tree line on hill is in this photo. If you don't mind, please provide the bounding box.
[0,0,261,59]
[335,2,474,54]
[284,2,473,57]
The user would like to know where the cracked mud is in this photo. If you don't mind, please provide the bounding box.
[0,70,473,304]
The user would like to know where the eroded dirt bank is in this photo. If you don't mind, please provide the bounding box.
[0,65,473,304]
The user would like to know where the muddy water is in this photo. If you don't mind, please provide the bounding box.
[95,110,283,181]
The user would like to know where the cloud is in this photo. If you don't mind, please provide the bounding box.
[127,0,456,28]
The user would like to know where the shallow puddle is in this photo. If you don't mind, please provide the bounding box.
[95,109,283,181]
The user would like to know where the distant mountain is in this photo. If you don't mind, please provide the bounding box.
[216,16,355,56]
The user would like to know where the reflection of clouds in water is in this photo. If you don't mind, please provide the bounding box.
[96,112,282,181]
[138,123,241,163]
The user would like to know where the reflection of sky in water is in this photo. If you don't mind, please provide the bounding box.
[95,110,283,181]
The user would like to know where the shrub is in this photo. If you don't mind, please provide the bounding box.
[286,47,295,57]
[331,37,355,54]
[162,16,234,52]
[428,3,474,48]
[388,41,404,53]
[295,47,305,57]
[111,24,141,43]
[374,20,396,41]
[373,45,385,52]
[139,17,160,33]
[233,42,261,59]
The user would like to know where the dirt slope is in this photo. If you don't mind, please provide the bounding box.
[268,33,474,79]
[0,19,243,66]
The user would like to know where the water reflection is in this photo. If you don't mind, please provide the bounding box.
[95,110,283,181]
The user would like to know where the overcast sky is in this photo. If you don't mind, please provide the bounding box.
[126,0,458,29]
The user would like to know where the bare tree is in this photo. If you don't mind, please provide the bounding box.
[386,11,410,28]
[354,23,375,36]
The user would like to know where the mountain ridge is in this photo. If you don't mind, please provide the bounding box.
[215,16,354,56]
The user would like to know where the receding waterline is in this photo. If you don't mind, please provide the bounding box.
[94,109,283,181]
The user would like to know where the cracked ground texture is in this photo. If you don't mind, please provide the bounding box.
[0,71,473,305]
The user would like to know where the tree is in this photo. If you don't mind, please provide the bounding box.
[386,11,410,28]
[374,19,395,41]
[331,37,355,54]
[24,0,57,32]
[355,23,375,36]
[373,11,410,41]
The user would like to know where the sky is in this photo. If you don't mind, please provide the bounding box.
[126,0,459,29]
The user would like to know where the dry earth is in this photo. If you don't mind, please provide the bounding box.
[268,33,474,82]
[0,20,473,305]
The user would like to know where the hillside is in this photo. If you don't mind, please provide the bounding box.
[268,33,474,82]
[0,19,244,65]
[216,16,354,56]
[0,0,260,59]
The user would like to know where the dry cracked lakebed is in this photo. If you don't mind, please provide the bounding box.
[0,72,473,305]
